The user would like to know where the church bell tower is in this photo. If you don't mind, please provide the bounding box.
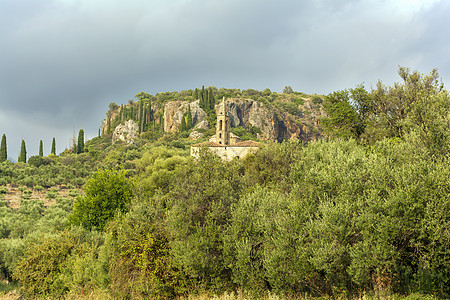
[216,97,230,145]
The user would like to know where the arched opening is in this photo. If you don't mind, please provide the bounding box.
[219,133,222,138]
[219,120,223,130]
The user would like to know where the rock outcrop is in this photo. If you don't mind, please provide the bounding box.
[224,98,324,142]
[163,97,324,142]
[189,131,204,140]
[164,100,207,132]
[193,120,209,130]
[112,120,139,144]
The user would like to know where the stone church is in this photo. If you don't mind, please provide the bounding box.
[190,98,259,161]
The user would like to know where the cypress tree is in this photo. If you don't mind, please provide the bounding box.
[143,106,148,132]
[39,140,43,157]
[51,137,56,155]
[194,88,199,100]
[0,134,7,162]
[180,115,187,132]
[209,87,215,109]
[139,101,143,133]
[107,116,111,134]
[186,105,193,129]
[77,129,84,154]
[18,140,27,163]
[200,85,206,109]
[149,101,153,122]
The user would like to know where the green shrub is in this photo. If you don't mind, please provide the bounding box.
[68,189,78,197]
[13,229,106,299]
[46,190,58,199]
[312,95,323,104]
[33,185,44,191]
[69,169,134,231]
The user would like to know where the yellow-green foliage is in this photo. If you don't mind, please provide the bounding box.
[135,146,190,197]
[13,229,106,299]
[106,201,185,299]
[13,231,76,297]
[69,169,134,231]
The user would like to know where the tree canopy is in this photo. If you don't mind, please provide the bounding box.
[69,169,133,231]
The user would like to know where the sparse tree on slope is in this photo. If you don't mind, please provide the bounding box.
[180,115,187,132]
[209,86,215,109]
[186,105,193,129]
[77,129,84,154]
[0,134,7,162]
[51,138,56,155]
[18,140,27,163]
[39,140,43,157]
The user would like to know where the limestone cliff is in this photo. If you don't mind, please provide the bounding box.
[103,93,325,143]
[164,100,207,132]
[163,97,325,142]
[112,120,139,144]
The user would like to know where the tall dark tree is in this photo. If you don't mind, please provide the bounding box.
[18,140,27,163]
[200,85,206,109]
[186,105,193,129]
[180,115,187,132]
[51,137,56,155]
[77,129,84,154]
[0,134,7,162]
[209,87,215,109]
[107,116,111,134]
[39,140,43,157]
[194,88,199,100]
[139,101,144,134]
[148,103,153,122]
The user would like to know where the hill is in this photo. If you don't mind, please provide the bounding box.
[101,87,326,145]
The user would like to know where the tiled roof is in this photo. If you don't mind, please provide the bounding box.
[209,142,225,147]
[191,141,223,147]
[232,140,259,147]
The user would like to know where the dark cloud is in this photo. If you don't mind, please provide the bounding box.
[1,0,449,158]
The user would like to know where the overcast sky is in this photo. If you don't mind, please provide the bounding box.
[1,0,449,160]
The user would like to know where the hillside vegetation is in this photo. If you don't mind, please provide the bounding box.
[0,68,449,299]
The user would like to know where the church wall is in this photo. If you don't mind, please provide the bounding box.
[191,145,258,161]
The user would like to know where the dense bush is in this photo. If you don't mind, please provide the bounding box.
[13,228,106,298]
[69,169,134,231]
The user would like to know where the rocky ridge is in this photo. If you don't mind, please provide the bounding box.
[112,120,139,144]
[164,97,325,142]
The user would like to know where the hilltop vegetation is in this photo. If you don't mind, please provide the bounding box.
[103,85,325,143]
[0,68,449,299]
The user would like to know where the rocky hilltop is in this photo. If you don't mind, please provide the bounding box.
[103,89,326,144]
[164,97,325,142]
